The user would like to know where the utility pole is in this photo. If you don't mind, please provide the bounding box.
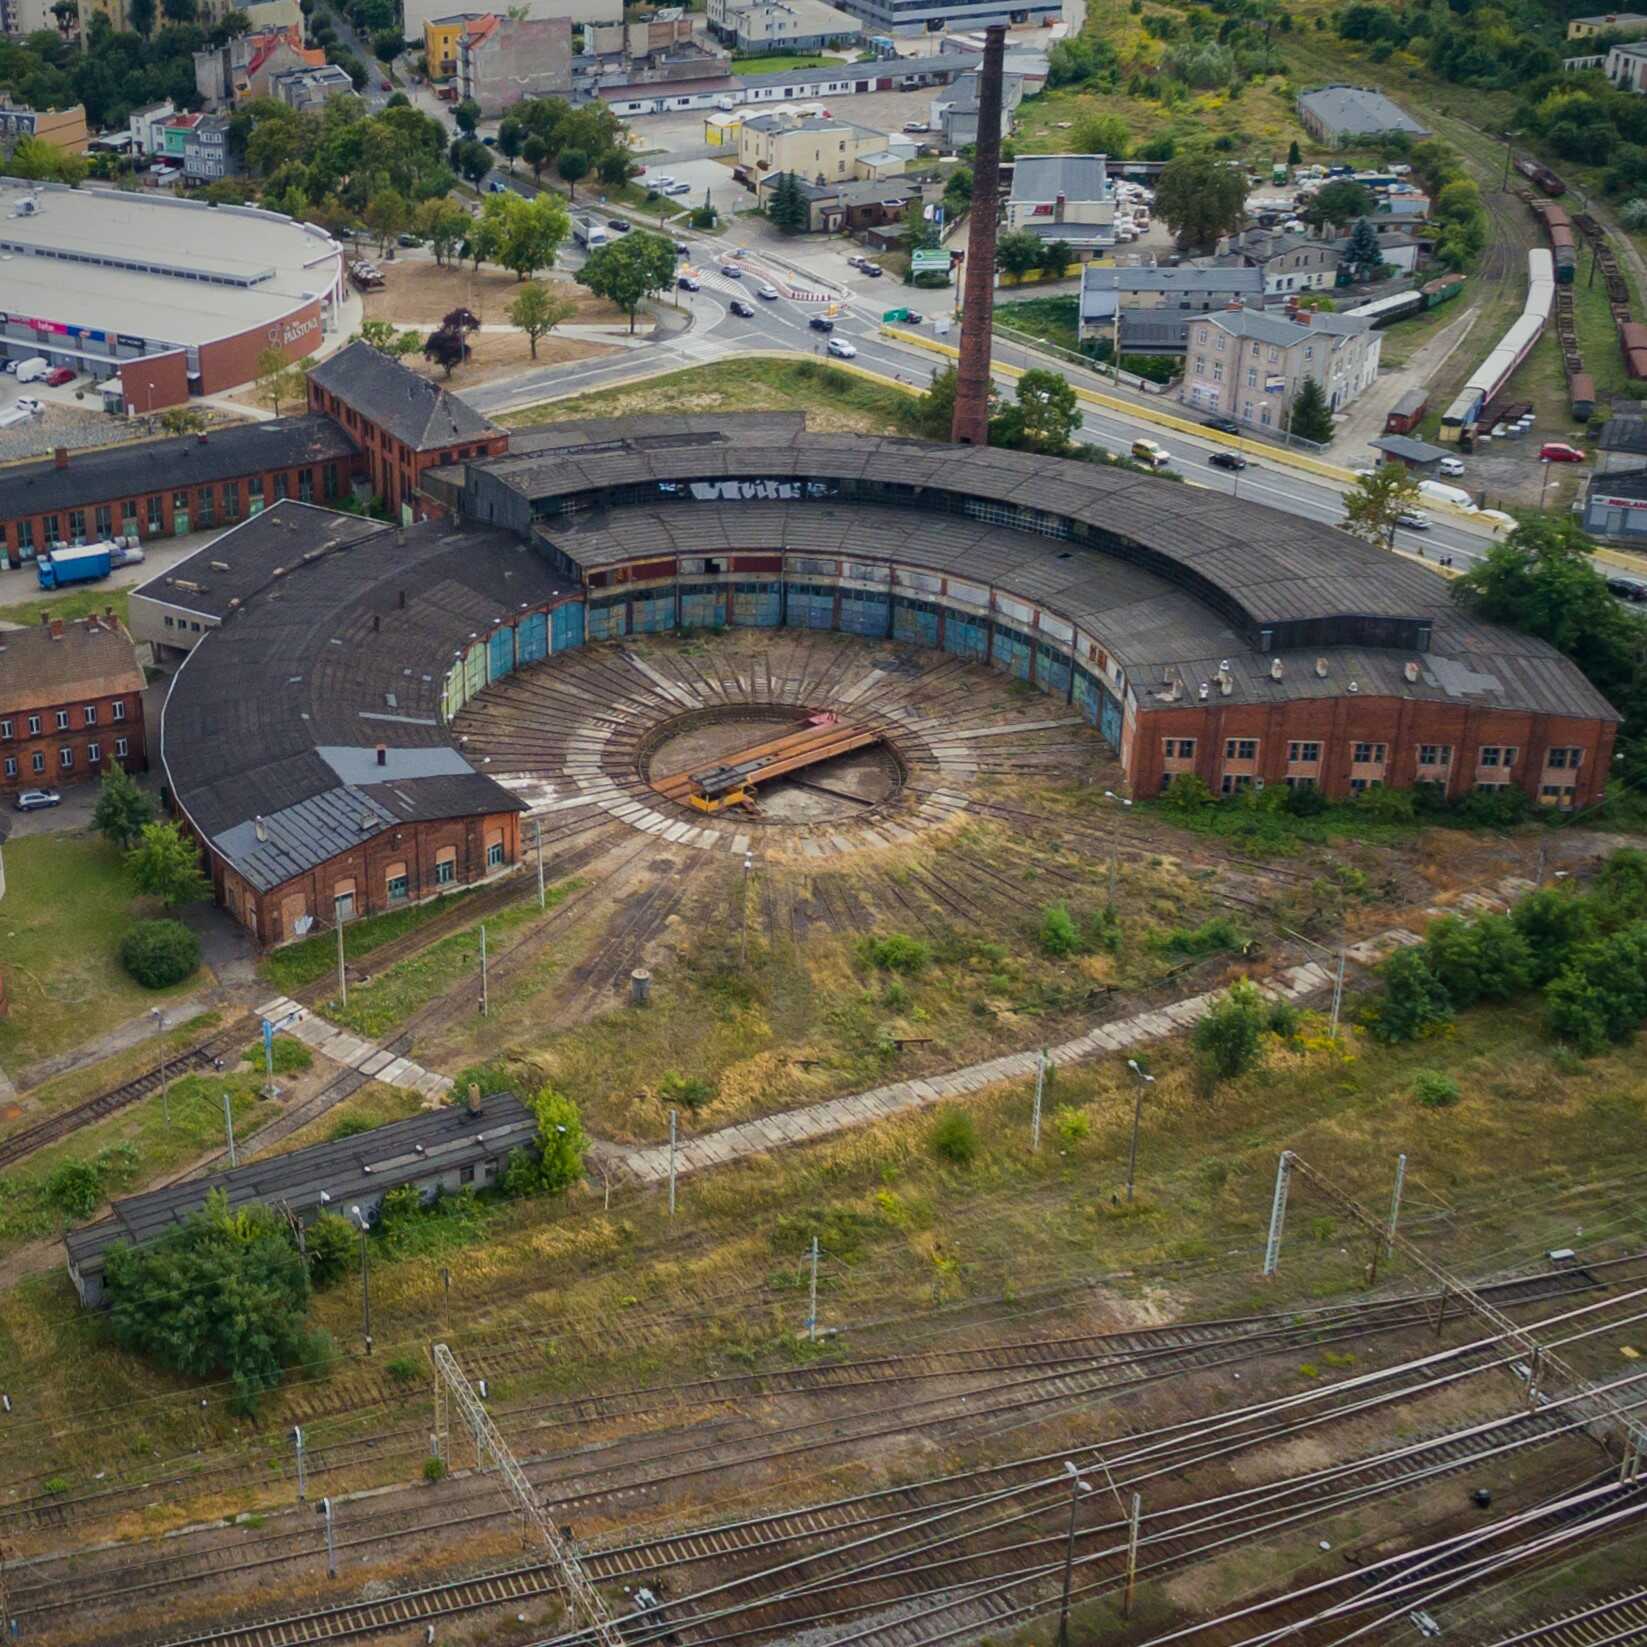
[293,1425,307,1502]
[1102,790,1131,907]
[535,816,545,911]
[740,850,754,968]
[668,1108,678,1218]
[1055,1462,1093,1647]
[442,1266,451,1338]
[318,1496,337,1578]
[479,923,488,1016]
[1122,1492,1142,1619]
[1030,1048,1047,1152]
[350,1206,372,1355]
[1329,937,1346,1042]
[807,1235,819,1341]
[335,897,348,1007]
[1262,1150,1293,1277]
[153,1007,170,1126]
[1124,1058,1155,1203]
[223,1092,237,1168]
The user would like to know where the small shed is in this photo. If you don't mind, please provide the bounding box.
[1384,389,1429,435]
[1369,433,1449,472]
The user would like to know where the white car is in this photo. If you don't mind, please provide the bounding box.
[757,283,779,300]
[650,174,676,188]
[13,396,42,415]
[662,180,692,197]
[826,337,857,358]
[1438,456,1466,477]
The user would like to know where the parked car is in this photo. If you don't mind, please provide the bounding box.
[757,283,779,300]
[677,274,701,291]
[1540,442,1586,463]
[826,337,857,358]
[1,360,17,374]
[14,789,61,812]
[720,263,742,278]
[860,262,883,278]
[44,367,75,387]
[651,174,676,189]
[729,298,754,317]
[1437,456,1466,477]
[1202,416,1241,435]
[1395,510,1431,530]
[902,120,929,132]
[608,217,631,232]
[397,232,423,247]
[12,396,42,415]
[662,180,692,196]
[808,315,834,332]
[846,254,867,269]
[1208,451,1246,471]
[481,134,497,146]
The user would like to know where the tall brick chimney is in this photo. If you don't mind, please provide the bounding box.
[951,23,1007,448]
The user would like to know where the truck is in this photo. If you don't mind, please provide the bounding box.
[573,215,609,250]
[36,542,114,591]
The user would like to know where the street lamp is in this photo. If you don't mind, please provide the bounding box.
[1101,790,1132,908]
[1124,1059,1155,1204]
[152,1007,169,1125]
[1538,456,1554,511]
[1055,1461,1095,1647]
[349,1205,372,1356]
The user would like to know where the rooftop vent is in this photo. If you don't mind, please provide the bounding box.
[254,815,268,842]
[1404,660,1421,682]
[358,809,374,832]
[1197,681,1209,701]
[1314,656,1329,678]
[1270,658,1284,681]
[1347,680,1360,694]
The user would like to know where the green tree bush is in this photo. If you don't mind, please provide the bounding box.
[45,1159,104,1219]
[1420,913,1532,1010]
[118,919,201,989]
[1367,948,1453,1044]
[126,821,212,907]
[92,765,155,849]
[1412,1071,1460,1108]
[930,1108,978,1164]
[863,933,931,974]
[501,1087,588,1196]
[1192,978,1267,1082]
[303,1211,357,1288]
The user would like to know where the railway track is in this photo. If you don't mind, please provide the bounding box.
[1478,1587,1647,1646]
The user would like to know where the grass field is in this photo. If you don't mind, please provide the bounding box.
[995,295,1082,353]
[498,357,921,434]
[0,583,131,630]
[729,53,827,75]
[0,836,209,1073]
[259,887,484,994]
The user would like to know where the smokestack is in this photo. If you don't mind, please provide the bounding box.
[950,23,1007,448]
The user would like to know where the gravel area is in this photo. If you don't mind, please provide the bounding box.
[0,402,126,464]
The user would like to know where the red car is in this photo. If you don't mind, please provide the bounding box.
[1540,441,1586,463]
[44,367,75,387]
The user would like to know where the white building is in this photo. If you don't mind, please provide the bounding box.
[128,101,176,157]
[1003,153,1116,260]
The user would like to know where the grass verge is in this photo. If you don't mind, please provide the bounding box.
[0,584,132,630]
[258,887,483,993]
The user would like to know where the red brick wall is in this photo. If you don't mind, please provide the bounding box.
[119,350,190,416]
[198,297,324,397]
[0,689,146,791]
[1125,697,1613,811]
[219,809,521,946]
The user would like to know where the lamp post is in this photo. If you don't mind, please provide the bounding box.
[1055,1461,1095,1647]
[1101,789,1131,907]
[1124,1058,1154,1203]
[349,1205,372,1356]
[1538,456,1554,511]
[152,1007,170,1125]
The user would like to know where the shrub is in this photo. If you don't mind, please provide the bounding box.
[1412,1071,1460,1108]
[1512,888,1596,984]
[45,1159,103,1219]
[329,1115,374,1140]
[1192,978,1267,1082]
[1367,948,1453,1044]
[377,1184,423,1229]
[1162,772,1214,814]
[452,1061,514,1104]
[423,1456,447,1482]
[660,1071,714,1111]
[1039,903,1080,956]
[501,1086,588,1197]
[118,920,201,989]
[386,1354,422,1382]
[863,932,931,974]
[1420,914,1532,1010]
[304,1211,357,1289]
[1159,916,1245,957]
[245,1036,313,1075]
[1266,999,1302,1041]
[930,1108,978,1165]
[1051,1105,1091,1144]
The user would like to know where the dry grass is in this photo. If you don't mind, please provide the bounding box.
[362,260,625,328]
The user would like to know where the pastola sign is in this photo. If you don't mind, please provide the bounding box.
[271,314,320,348]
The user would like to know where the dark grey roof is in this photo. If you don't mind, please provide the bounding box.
[308,341,501,451]
[1011,154,1110,204]
[1589,467,1647,503]
[0,417,356,523]
[162,503,549,892]
[65,1092,534,1278]
[1297,84,1429,137]
[1197,306,1371,346]
[1082,264,1264,298]
[1370,434,1449,463]
[1598,417,1647,455]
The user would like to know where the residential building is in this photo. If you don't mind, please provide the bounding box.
[1606,38,1647,87]
[1003,153,1116,261]
[194,24,325,109]
[183,114,240,182]
[159,111,201,160]
[585,9,697,53]
[457,14,573,113]
[753,167,924,232]
[1199,227,1343,297]
[0,419,359,573]
[1296,84,1430,143]
[1569,10,1647,36]
[1181,304,1382,430]
[738,110,887,183]
[1078,262,1266,354]
[0,98,88,152]
[66,1091,536,1308]
[306,340,509,524]
[707,0,860,53]
[127,101,176,158]
[929,69,1024,148]
[0,613,147,797]
[400,0,617,48]
[424,12,487,78]
[271,63,356,111]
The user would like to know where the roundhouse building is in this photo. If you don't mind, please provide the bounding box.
[0,178,344,411]
[161,419,1618,943]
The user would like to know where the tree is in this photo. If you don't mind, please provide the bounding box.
[995,368,1080,454]
[1154,152,1247,252]
[1304,179,1372,232]
[160,0,196,20]
[453,137,492,186]
[104,1191,317,1413]
[484,189,570,279]
[355,318,420,357]
[423,306,478,376]
[93,764,155,849]
[995,227,1044,278]
[453,96,480,136]
[1041,238,1074,278]
[1340,460,1420,544]
[496,115,523,171]
[501,1087,588,1195]
[1071,112,1130,159]
[363,187,409,253]
[1340,216,1383,281]
[523,134,548,182]
[126,821,212,908]
[1420,914,1532,1010]
[556,145,589,199]
[370,26,401,61]
[1287,375,1335,444]
[252,345,307,415]
[575,229,677,332]
[119,920,201,988]
[1512,886,1597,984]
[1287,139,1302,166]
[303,1211,356,1288]
[128,0,155,32]
[506,280,577,357]
[1192,979,1267,1083]
[1367,947,1453,1044]
[597,148,631,187]
[766,169,808,234]
[414,196,468,265]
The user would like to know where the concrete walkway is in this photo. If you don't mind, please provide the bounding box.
[254,993,454,1103]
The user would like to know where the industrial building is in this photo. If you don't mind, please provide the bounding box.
[65,1089,535,1307]
[0,177,344,412]
[1295,84,1430,143]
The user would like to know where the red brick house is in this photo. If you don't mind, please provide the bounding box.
[0,612,147,793]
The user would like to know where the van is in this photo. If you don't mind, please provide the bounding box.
[1131,438,1171,470]
[13,357,50,383]
[1417,479,1475,510]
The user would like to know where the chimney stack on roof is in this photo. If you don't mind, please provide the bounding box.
[466,1082,482,1117]
[255,815,268,842]
[48,617,64,641]
[53,446,67,470]
[375,743,387,767]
